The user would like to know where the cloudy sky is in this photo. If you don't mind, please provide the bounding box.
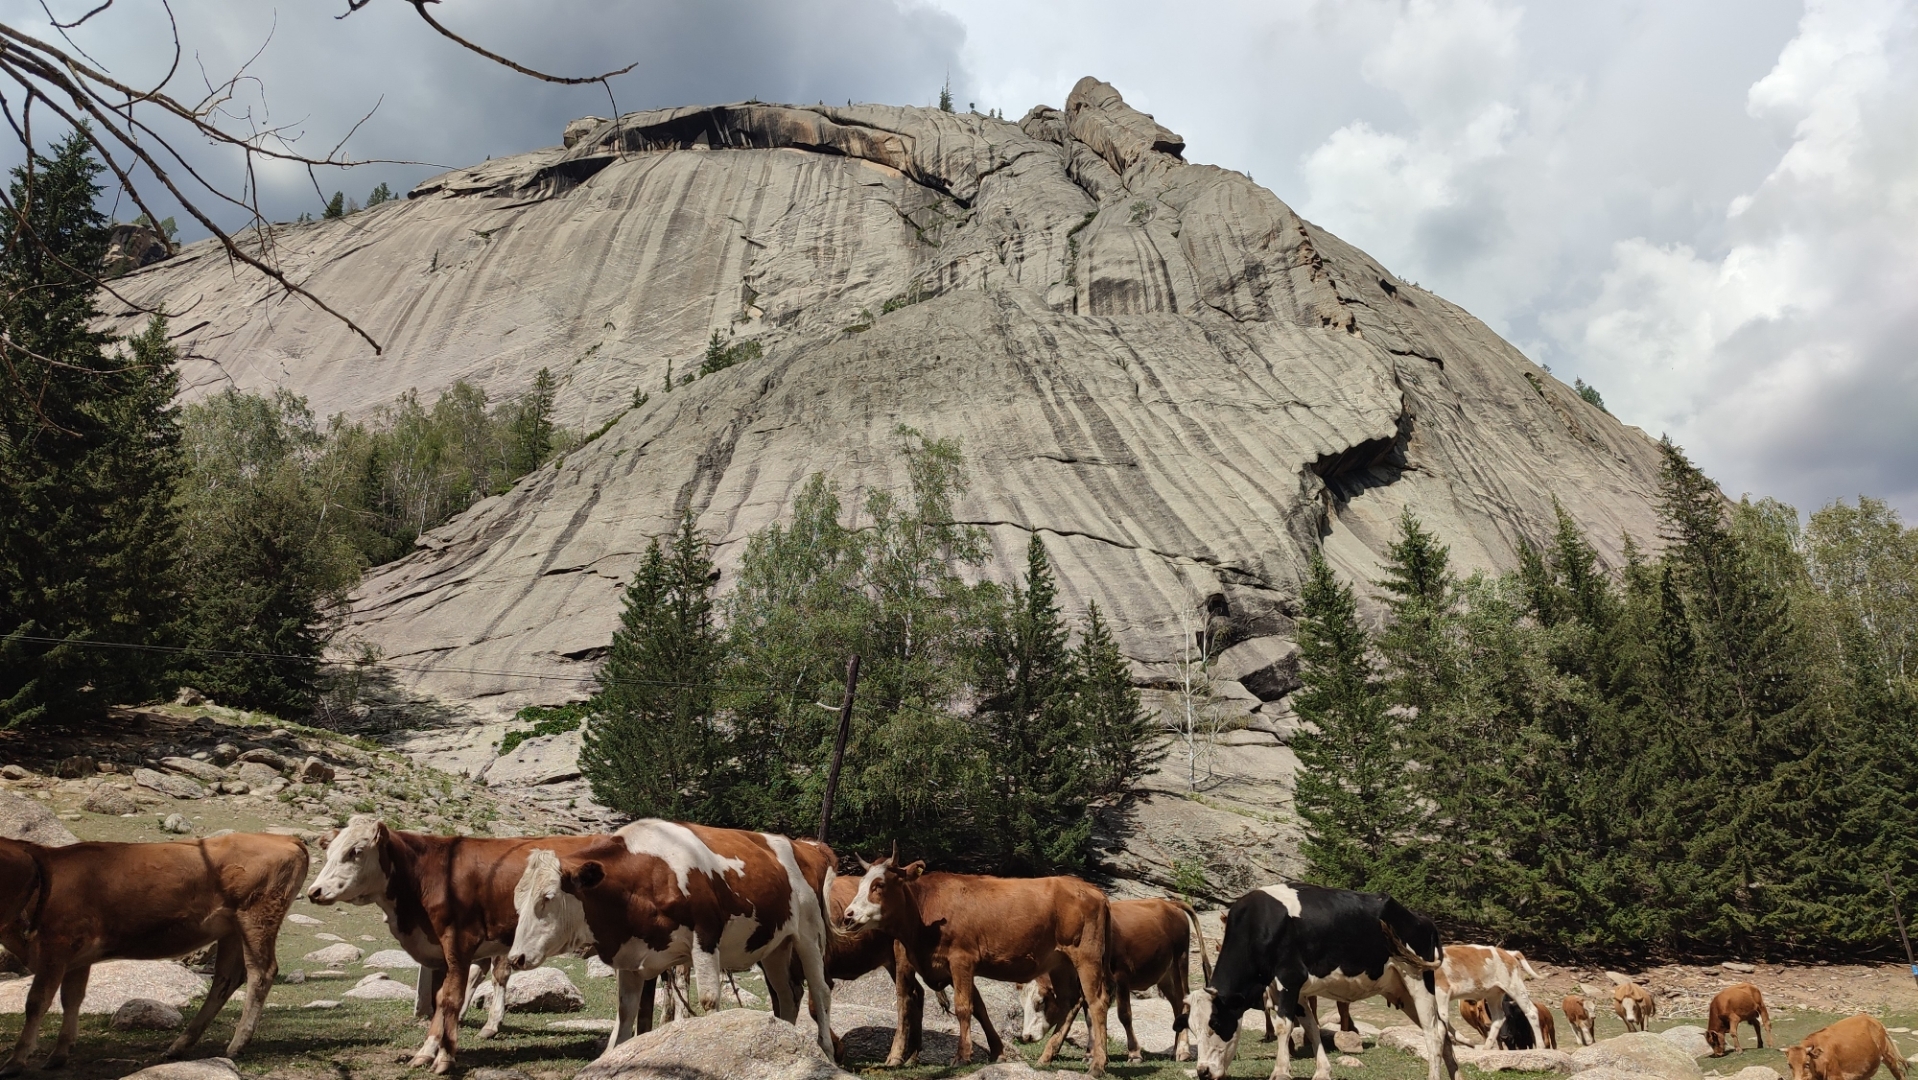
[12,0,1917,517]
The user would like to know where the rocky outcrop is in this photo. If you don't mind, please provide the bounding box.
[1569,1033,1705,1080]
[0,792,78,845]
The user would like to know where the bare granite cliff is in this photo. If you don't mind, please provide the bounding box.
[106,80,1666,881]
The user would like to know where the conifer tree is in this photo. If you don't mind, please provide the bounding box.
[580,509,725,818]
[323,192,345,219]
[1074,599,1162,799]
[1376,507,1456,718]
[503,367,556,479]
[0,131,182,726]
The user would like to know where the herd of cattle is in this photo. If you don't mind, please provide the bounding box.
[0,819,1910,1080]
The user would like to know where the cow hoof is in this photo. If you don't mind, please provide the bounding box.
[432,1053,455,1075]
[406,1053,435,1069]
[1129,1051,1145,1063]
[477,1026,500,1040]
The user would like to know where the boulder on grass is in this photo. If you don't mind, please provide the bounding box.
[132,768,203,800]
[1469,1049,1574,1073]
[575,1009,852,1080]
[343,972,417,1001]
[1728,1068,1781,1080]
[118,1059,242,1080]
[1658,1026,1712,1058]
[0,959,205,1014]
[0,792,78,845]
[302,943,364,967]
[1569,1033,1705,1080]
[363,949,419,970]
[110,997,184,1031]
[468,966,583,1013]
[83,785,139,816]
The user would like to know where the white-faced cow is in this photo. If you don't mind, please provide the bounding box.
[1613,980,1655,1033]
[841,857,1116,1076]
[0,833,306,1077]
[1188,883,1458,1080]
[1436,944,1541,1049]
[306,816,608,1073]
[504,820,838,1059]
[1018,897,1211,1062]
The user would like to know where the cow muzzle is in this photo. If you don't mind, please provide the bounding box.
[306,885,332,905]
[507,950,535,972]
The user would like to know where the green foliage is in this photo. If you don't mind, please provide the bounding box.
[1075,599,1163,799]
[173,388,364,711]
[1296,450,1918,956]
[323,192,345,219]
[1574,378,1608,412]
[366,182,395,208]
[579,510,726,820]
[0,133,183,726]
[698,330,761,377]
[133,212,178,243]
[499,702,589,756]
[938,79,954,113]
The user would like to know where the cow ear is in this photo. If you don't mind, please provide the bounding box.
[575,861,606,890]
[901,861,925,879]
[318,829,339,846]
[1806,1047,1823,1060]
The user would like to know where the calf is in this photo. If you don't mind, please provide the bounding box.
[1613,980,1655,1033]
[0,833,306,1076]
[1018,897,1211,1062]
[307,817,606,1073]
[1188,883,1458,1080]
[1495,997,1538,1050]
[1460,998,1493,1042]
[1533,1001,1557,1050]
[1787,1015,1907,1080]
[505,821,838,1059]
[1562,994,1596,1046]
[1437,944,1541,1049]
[1707,982,1774,1055]
[842,857,1115,1076]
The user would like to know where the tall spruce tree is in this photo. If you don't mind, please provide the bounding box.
[1074,599,1162,799]
[0,131,181,726]
[974,533,1092,872]
[580,509,725,818]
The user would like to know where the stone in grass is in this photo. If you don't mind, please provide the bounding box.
[1338,1056,1366,1068]
[1336,1029,1366,1053]
[161,757,227,784]
[296,756,336,783]
[110,998,184,1031]
[549,1018,618,1032]
[1470,1049,1574,1073]
[302,942,364,966]
[161,813,193,835]
[343,972,417,1002]
[0,960,205,1014]
[0,791,79,845]
[133,768,203,801]
[310,969,349,979]
[285,912,323,926]
[315,932,345,943]
[470,1070,539,1080]
[585,956,617,979]
[574,1010,843,1080]
[1659,1026,1713,1058]
[119,1059,243,1080]
[83,786,139,816]
[1569,1035,1705,1080]
[364,949,418,970]
[305,1000,341,1009]
[468,967,584,1013]
[1728,1068,1781,1080]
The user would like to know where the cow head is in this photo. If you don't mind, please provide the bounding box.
[508,849,595,971]
[1187,987,1241,1080]
[1018,975,1070,1042]
[842,855,922,931]
[308,814,388,905]
[1706,1026,1727,1055]
[1786,1044,1817,1080]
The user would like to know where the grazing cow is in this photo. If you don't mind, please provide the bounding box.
[1187,883,1458,1080]
[1787,1015,1907,1080]
[1017,897,1211,1062]
[1495,997,1539,1050]
[842,857,1115,1076]
[1532,1001,1557,1050]
[307,817,609,1073]
[1562,994,1596,1046]
[0,833,306,1076]
[1613,980,1655,1033]
[1460,998,1494,1042]
[504,821,838,1059]
[1706,982,1774,1055]
[1464,997,1552,1050]
[1437,944,1541,1050]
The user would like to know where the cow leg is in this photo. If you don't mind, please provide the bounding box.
[414,944,469,1074]
[1339,1001,1356,1032]
[761,943,799,1023]
[1039,998,1084,1063]
[947,961,982,1066]
[475,958,509,1039]
[225,914,284,1057]
[1399,967,1458,1080]
[966,980,1012,1063]
[792,924,835,1061]
[690,947,722,1013]
[41,964,89,1070]
[2,959,71,1076]
[173,936,246,1057]
[1119,986,1142,1062]
[1165,965,1193,1062]
[416,965,443,1021]
[607,970,646,1053]
[1269,985,1299,1080]
[1263,983,1280,1041]
[884,958,924,1067]
[1300,992,1332,1080]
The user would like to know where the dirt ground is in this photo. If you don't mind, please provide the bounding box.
[6,707,1918,1078]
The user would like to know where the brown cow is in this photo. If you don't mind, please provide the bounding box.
[1707,982,1774,1055]
[843,857,1115,1076]
[0,833,307,1076]
[1787,1015,1907,1080]
[1017,897,1211,1062]
[1562,994,1596,1046]
[1613,980,1655,1033]
[307,816,612,1073]
[1532,1001,1557,1050]
[504,821,838,1059]
[1460,998,1494,1041]
[797,872,927,1064]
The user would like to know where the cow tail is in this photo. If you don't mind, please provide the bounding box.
[1378,917,1441,972]
[1175,898,1214,986]
[1517,952,1540,980]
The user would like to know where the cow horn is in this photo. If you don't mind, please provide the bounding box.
[856,854,872,871]
[890,839,898,864]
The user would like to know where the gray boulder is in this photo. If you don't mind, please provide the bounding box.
[234,762,281,788]
[482,730,583,787]
[1569,1033,1705,1080]
[117,1061,241,1080]
[343,972,417,1001]
[161,813,193,834]
[295,756,335,784]
[133,768,203,800]
[1469,1049,1574,1073]
[1659,1026,1712,1058]
[468,966,583,1013]
[110,998,184,1031]
[1379,1026,1440,1056]
[160,757,227,784]
[83,785,139,816]
[1,765,28,780]
[0,960,205,1014]
[236,748,286,771]
[302,943,364,967]
[574,1009,851,1080]
[1727,1068,1781,1080]
[0,792,78,845]
[363,949,419,970]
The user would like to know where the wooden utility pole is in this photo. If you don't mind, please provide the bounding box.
[817,654,860,844]
[1886,872,1918,990]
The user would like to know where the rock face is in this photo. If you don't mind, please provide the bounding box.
[109,78,1665,713]
[0,792,79,845]
[574,1009,851,1080]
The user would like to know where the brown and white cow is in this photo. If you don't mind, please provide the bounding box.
[307,817,608,1073]
[842,857,1115,1076]
[1787,1015,1907,1080]
[0,833,306,1076]
[1707,982,1774,1055]
[505,820,838,1059]
[1017,897,1211,1062]
[1436,944,1541,1049]
[1613,980,1655,1033]
[1562,995,1596,1046]
[801,873,929,1064]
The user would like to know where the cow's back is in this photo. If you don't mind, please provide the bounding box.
[912,873,1108,975]
[1283,885,1399,979]
[1801,1015,1901,1080]
[1110,898,1187,984]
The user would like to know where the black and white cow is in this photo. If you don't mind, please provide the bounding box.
[1189,883,1459,1080]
